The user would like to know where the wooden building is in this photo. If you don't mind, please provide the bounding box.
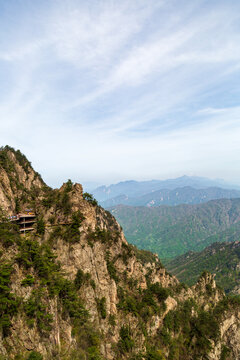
[9,210,36,234]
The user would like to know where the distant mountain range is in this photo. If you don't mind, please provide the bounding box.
[165,241,240,294]
[100,186,240,207]
[92,176,240,207]
[110,198,240,259]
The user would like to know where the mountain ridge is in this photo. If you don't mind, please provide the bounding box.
[110,198,240,258]
[92,176,240,203]
[165,241,240,294]
[100,185,240,208]
[0,146,240,359]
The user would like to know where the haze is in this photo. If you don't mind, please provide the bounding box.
[0,0,240,188]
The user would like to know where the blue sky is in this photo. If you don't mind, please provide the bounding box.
[0,0,240,188]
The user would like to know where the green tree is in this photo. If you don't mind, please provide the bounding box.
[27,351,43,360]
[83,193,98,206]
[36,218,45,235]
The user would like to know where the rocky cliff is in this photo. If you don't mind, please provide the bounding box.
[0,146,240,360]
[0,146,45,214]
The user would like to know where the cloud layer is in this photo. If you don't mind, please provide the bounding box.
[0,0,240,188]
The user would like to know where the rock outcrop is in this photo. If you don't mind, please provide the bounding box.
[0,146,240,360]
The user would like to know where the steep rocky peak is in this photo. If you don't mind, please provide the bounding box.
[0,149,179,359]
[0,148,240,360]
[0,146,46,214]
[0,146,44,185]
[195,271,217,289]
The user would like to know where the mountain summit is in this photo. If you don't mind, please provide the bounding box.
[92,176,240,207]
[0,146,240,359]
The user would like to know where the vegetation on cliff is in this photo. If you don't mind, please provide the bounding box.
[0,147,239,360]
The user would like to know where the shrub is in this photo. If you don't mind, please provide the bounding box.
[105,251,118,283]
[86,228,118,246]
[133,246,160,266]
[83,193,98,206]
[36,218,45,235]
[74,269,85,290]
[65,179,73,192]
[145,349,165,360]
[141,289,158,310]
[90,279,96,290]
[55,185,73,214]
[71,325,102,360]
[87,346,102,360]
[41,190,57,209]
[21,275,35,287]
[27,351,43,360]
[15,197,20,213]
[191,310,220,349]
[61,192,71,215]
[0,222,20,247]
[106,260,118,283]
[48,225,63,242]
[24,289,53,334]
[149,283,169,302]
[63,211,85,243]
[162,298,220,357]
[121,242,133,264]
[48,215,55,225]
[220,345,231,360]
[108,314,116,327]
[0,263,19,336]
[54,277,88,322]
[14,148,32,174]
[118,325,134,354]
[16,239,59,284]
[96,297,107,319]
[74,269,90,290]
[128,277,138,290]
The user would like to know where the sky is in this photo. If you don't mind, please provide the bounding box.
[0,0,240,189]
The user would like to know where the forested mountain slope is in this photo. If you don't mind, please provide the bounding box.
[110,199,240,258]
[165,241,240,294]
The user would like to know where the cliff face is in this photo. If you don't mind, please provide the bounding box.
[0,146,240,360]
[0,146,45,214]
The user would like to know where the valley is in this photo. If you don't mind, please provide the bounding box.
[0,146,240,359]
[110,199,240,259]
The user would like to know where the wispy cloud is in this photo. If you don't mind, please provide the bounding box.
[0,0,240,186]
